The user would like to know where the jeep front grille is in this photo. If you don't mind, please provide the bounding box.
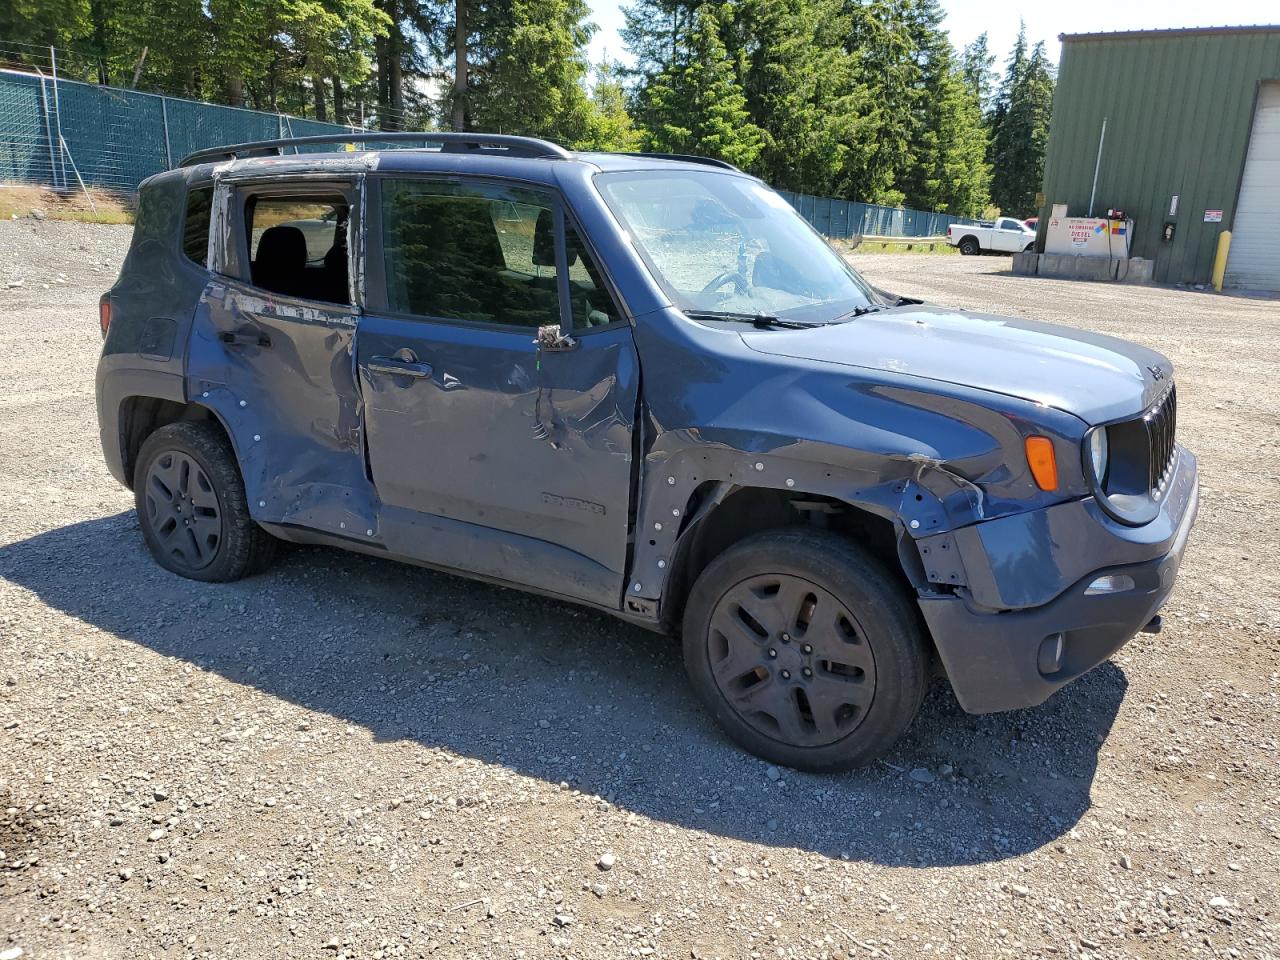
[1145,383,1177,496]
[1093,381,1179,525]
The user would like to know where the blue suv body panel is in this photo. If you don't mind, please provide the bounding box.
[97,144,1198,717]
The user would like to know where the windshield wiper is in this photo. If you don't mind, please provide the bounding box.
[829,295,925,324]
[685,310,821,330]
[829,303,887,322]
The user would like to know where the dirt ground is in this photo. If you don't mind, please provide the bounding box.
[1,219,1278,960]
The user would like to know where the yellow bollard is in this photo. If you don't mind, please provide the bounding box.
[1211,230,1232,292]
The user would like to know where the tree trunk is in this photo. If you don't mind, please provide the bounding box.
[90,0,109,83]
[312,76,328,121]
[376,0,403,130]
[226,75,245,109]
[453,0,468,131]
[388,33,404,129]
[332,76,345,125]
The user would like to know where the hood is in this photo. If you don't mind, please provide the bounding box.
[741,305,1172,424]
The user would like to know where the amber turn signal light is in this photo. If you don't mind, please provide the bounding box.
[1025,436,1058,491]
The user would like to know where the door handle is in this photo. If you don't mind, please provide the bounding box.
[220,328,271,347]
[367,355,433,379]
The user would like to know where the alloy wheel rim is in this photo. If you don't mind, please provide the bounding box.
[706,573,876,747]
[143,451,223,570]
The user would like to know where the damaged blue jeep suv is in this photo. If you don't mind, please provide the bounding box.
[97,133,1198,770]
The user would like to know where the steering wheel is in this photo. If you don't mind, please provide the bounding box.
[701,270,751,299]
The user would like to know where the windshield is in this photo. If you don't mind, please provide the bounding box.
[595,170,876,324]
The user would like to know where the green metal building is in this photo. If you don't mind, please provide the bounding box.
[1040,25,1280,289]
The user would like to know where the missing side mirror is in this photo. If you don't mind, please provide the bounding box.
[535,324,577,352]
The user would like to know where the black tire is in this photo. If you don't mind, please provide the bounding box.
[1023,241,1035,253]
[958,236,980,256]
[133,421,276,582]
[682,528,928,772]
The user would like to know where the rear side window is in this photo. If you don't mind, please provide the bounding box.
[379,178,562,329]
[182,187,212,266]
[243,194,350,305]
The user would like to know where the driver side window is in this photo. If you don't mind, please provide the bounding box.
[379,178,562,329]
[564,223,622,329]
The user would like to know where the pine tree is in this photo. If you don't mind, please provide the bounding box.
[579,60,643,151]
[838,0,921,206]
[895,0,990,216]
[445,0,596,142]
[634,3,763,169]
[960,31,996,116]
[726,0,863,194]
[989,30,1054,216]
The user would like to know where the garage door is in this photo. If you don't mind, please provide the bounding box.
[1225,82,1280,292]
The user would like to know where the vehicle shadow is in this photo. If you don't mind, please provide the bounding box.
[1,511,1127,868]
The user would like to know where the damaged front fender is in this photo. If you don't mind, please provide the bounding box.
[624,307,1088,608]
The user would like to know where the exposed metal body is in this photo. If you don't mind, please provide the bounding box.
[97,143,1199,715]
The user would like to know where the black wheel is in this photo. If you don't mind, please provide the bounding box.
[1023,241,1035,252]
[682,529,928,771]
[958,237,980,256]
[134,421,275,582]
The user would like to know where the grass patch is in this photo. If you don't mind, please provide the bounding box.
[0,183,135,225]
[832,237,957,256]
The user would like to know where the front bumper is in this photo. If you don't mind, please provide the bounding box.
[918,447,1198,714]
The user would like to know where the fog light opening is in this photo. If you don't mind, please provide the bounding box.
[1084,574,1136,596]
[1038,633,1065,676]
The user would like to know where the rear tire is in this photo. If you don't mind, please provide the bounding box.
[681,529,928,772]
[958,237,980,256]
[134,421,275,582]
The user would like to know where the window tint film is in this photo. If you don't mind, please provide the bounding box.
[244,194,349,305]
[182,187,213,266]
[564,224,620,329]
[380,179,562,329]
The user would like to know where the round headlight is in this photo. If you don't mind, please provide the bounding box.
[1088,428,1109,485]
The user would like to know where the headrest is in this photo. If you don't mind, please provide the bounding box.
[255,225,307,269]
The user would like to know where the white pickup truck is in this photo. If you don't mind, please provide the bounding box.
[947,217,1037,255]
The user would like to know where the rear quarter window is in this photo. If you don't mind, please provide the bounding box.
[183,187,213,267]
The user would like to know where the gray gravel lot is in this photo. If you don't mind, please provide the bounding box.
[1,219,1278,960]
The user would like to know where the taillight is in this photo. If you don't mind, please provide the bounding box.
[99,298,111,338]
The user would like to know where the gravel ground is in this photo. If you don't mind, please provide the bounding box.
[1,218,1278,960]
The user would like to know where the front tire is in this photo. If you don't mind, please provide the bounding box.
[682,529,928,772]
[134,421,275,582]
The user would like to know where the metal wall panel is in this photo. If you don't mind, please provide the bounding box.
[1040,28,1280,285]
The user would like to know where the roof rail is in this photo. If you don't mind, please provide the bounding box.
[179,131,572,168]
[611,152,742,172]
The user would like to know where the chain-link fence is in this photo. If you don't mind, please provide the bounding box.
[0,66,365,194]
[775,189,974,239]
[1,63,972,239]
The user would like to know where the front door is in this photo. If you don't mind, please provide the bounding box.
[994,218,1030,252]
[356,175,640,607]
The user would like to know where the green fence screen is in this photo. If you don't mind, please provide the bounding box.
[1,68,970,238]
